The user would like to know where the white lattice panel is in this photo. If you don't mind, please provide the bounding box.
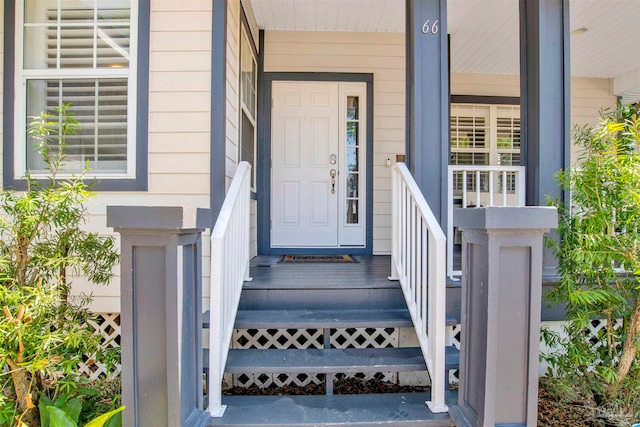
[77,313,121,380]
[449,324,461,384]
[233,328,324,350]
[331,328,398,349]
[230,328,400,388]
[231,328,324,387]
[585,318,623,350]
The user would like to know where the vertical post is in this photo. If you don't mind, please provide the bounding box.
[389,167,400,280]
[450,207,557,427]
[210,0,228,223]
[520,0,570,271]
[108,206,211,427]
[406,0,449,229]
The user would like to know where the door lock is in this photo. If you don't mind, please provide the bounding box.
[330,169,337,194]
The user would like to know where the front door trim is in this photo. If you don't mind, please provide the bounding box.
[258,72,374,255]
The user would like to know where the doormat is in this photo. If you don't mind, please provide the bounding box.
[280,255,358,263]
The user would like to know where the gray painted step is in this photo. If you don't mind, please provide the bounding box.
[207,393,454,427]
[203,346,460,374]
[202,309,457,329]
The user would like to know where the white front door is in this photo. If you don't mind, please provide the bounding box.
[271,81,367,248]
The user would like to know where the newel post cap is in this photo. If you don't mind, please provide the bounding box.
[107,206,211,230]
[454,206,558,231]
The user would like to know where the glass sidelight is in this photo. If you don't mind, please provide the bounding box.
[346,96,360,224]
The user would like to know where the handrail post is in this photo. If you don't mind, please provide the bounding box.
[426,233,448,413]
[208,240,226,417]
[389,166,400,280]
[107,206,211,427]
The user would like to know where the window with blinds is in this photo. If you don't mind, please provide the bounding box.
[450,103,521,193]
[19,0,133,175]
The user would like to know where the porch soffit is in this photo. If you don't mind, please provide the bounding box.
[250,0,640,101]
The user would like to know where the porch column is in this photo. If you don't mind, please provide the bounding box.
[107,206,211,427]
[520,0,570,207]
[210,0,227,224]
[406,0,449,226]
[520,0,570,272]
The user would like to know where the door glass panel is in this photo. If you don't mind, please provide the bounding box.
[347,174,358,197]
[347,199,358,224]
[346,147,358,172]
[346,96,360,224]
[347,122,358,145]
[347,96,359,120]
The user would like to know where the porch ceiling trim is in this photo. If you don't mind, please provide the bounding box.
[614,69,640,105]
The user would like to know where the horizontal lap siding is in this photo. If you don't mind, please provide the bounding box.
[264,30,405,255]
[570,77,616,163]
[75,1,215,312]
[450,73,617,165]
[226,0,240,191]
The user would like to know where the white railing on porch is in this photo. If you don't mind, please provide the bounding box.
[447,165,526,277]
[208,161,252,417]
[389,163,448,414]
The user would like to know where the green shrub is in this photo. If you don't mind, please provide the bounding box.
[0,104,119,427]
[543,103,640,421]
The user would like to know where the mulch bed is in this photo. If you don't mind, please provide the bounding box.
[537,381,595,426]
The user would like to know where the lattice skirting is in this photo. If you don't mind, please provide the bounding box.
[77,313,122,380]
[76,314,620,388]
[229,328,400,388]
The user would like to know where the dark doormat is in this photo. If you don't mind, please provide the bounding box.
[280,254,358,263]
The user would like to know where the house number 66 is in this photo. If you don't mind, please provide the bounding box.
[422,19,439,34]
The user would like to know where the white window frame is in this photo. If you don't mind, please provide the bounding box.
[13,0,138,179]
[450,103,520,167]
[239,25,257,191]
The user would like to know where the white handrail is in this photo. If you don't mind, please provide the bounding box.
[389,162,448,413]
[447,165,526,277]
[208,161,252,417]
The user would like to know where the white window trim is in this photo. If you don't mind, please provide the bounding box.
[450,103,520,167]
[13,0,138,180]
[238,25,257,191]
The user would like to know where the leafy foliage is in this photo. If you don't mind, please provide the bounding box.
[543,103,640,420]
[0,104,120,426]
[46,406,122,427]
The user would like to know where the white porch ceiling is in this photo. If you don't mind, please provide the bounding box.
[250,0,640,101]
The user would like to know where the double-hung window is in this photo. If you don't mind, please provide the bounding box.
[450,103,521,194]
[239,25,257,191]
[15,0,137,178]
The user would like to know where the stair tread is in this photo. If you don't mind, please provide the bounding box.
[203,346,460,373]
[208,392,453,426]
[227,347,425,374]
[202,309,457,329]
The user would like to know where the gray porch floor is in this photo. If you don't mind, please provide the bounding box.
[246,255,398,290]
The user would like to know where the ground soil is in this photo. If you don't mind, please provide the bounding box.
[224,377,617,426]
[537,381,595,426]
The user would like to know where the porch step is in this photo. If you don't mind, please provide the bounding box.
[203,346,459,374]
[227,347,407,374]
[208,393,454,427]
[202,309,457,329]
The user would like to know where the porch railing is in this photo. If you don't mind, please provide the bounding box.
[208,161,252,417]
[389,162,448,413]
[447,165,526,277]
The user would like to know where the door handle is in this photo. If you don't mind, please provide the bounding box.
[330,169,336,194]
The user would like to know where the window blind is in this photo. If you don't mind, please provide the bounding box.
[23,2,131,174]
